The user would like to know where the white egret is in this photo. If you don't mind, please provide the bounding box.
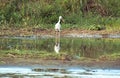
[55,16,63,32]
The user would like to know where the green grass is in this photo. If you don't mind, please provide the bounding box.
[0,0,120,32]
[0,49,72,60]
[99,53,120,61]
[0,49,120,61]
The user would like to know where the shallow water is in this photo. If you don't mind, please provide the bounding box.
[0,66,120,78]
[65,33,120,38]
[0,37,120,58]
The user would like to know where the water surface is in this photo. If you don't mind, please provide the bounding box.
[0,37,120,58]
[0,66,120,78]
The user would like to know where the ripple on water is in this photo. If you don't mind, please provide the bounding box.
[0,67,120,78]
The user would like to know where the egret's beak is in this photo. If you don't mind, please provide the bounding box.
[61,18,65,23]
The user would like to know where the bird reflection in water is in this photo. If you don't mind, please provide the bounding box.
[54,28,60,53]
[54,42,60,54]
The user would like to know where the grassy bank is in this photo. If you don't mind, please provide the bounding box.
[0,0,120,32]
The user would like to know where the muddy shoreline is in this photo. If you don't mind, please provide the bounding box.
[0,28,120,38]
[0,57,120,69]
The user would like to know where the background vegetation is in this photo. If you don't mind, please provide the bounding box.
[0,0,120,30]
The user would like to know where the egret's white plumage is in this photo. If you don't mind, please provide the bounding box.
[55,16,63,31]
[54,43,60,53]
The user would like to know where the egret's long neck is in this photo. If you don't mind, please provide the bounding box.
[58,18,61,23]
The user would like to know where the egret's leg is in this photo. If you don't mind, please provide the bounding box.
[57,31,59,43]
[58,31,60,43]
[55,31,58,44]
[55,30,59,43]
